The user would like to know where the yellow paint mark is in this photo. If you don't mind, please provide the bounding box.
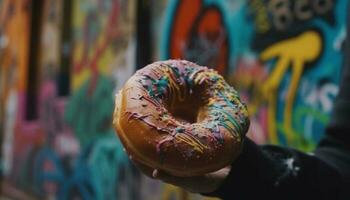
[72,69,91,91]
[260,31,321,144]
[161,183,219,200]
[97,46,114,75]
[161,184,187,200]
[73,43,84,67]
[72,0,84,28]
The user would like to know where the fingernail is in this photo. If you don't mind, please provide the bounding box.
[152,169,158,178]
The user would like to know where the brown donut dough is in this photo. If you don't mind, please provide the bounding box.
[113,60,249,177]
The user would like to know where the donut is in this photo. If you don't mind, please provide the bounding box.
[113,60,249,177]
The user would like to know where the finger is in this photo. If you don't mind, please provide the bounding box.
[152,169,158,178]
[155,167,232,193]
[153,169,196,187]
[204,165,231,180]
[154,170,207,193]
[153,169,181,182]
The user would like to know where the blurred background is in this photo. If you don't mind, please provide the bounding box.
[0,0,348,199]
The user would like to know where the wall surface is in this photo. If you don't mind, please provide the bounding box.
[1,0,139,199]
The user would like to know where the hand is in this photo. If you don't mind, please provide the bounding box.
[130,156,231,194]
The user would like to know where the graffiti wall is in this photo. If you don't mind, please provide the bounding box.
[1,0,143,199]
[155,0,348,151]
[66,0,139,199]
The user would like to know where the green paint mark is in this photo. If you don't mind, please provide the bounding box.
[64,75,115,147]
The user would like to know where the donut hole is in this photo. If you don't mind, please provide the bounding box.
[168,102,200,124]
[165,86,207,124]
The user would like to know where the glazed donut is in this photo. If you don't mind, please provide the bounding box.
[113,60,249,177]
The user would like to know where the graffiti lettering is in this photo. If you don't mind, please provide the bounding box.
[249,0,271,33]
[268,0,334,31]
[295,0,313,20]
[269,0,293,31]
[313,0,334,14]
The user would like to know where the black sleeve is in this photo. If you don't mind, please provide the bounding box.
[202,7,350,200]
[204,138,348,200]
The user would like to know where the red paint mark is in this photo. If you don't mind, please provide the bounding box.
[169,0,229,74]
[170,0,202,59]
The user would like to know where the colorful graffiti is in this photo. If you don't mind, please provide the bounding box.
[68,0,138,198]
[1,0,142,199]
[239,0,346,149]
[158,0,348,150]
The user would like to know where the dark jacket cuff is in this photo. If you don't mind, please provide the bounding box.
[202,138,268,198]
